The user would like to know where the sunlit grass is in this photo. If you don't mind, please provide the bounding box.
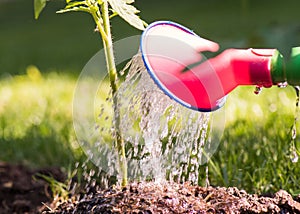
[0,66,81,168]
[1,68,300,194]
[208,86,300,195]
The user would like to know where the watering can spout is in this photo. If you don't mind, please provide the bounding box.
[140,21,298,112]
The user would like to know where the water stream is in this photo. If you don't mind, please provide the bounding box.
[255,84,300,163]
[73,47,224,187]
[116,53,221,184]
[289,86,300,163]
[73,51,300,191]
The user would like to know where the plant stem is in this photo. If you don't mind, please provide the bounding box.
[98,0,127,187]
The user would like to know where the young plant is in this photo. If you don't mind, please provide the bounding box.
[34,173,69,200]
[34,0,146,186]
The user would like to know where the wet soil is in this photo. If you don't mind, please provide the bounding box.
[0,162,65,214]
[1,162,300,213]
[48,182,300,214]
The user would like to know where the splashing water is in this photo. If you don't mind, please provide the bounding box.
[255,83,299,163]
[115,53,221,184]
[73,49,224,187]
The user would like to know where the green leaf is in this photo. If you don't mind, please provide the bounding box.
[108,0,145,30]
[57,1,90,14]
[34,0,47,19]
[57,6,90,14]
[65,1,87,9]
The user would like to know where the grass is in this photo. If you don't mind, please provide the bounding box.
[208,86,300,195]
[1,68,300,194]
[0,66,82,168]
[1,0,300,195]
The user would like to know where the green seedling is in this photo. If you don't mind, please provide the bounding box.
[34,173,69,199]
[34,0,146,186]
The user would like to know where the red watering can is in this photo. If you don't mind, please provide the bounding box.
[140,21,300,112]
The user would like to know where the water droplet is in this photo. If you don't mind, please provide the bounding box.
[291,150,299,163]
[205,165,210,187]
[292,127,297,140]
[254,85,262,95]
[277,82,288,88]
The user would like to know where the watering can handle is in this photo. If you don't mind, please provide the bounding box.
[271,47,300,86]
[286,47,300,85]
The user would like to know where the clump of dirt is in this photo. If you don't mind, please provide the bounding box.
[47,182,300,214]
[1,162,300,213]
[0,162,65,214]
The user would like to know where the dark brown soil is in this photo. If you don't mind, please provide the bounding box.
[1,162,300,214]
[48,182,300,214]
[0,162,65,214]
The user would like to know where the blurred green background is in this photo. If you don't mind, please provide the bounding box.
[1,0,300,194]
[1,0,300,76]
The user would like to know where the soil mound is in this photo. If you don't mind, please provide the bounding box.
[48,182,300,213]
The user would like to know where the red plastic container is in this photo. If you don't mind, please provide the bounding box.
[141,21,277,112]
